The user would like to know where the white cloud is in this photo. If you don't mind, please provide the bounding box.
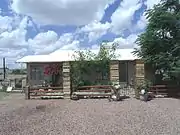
[111,0,142,34]
[134,13,147,31]
[145,0,161,10]
[76,0,145,42]
[0,14,22,33]
[112,34,138,48]
[0,16,79,58]
[11,0,114,26]
[87,34,138,50]
[0,0,164,69]
[0,16,13,33]
[0,29,27,49]
[28,31,80,54]
[28,31,58,54]
[80,20,111,42]
[91,44,99,49]
[133,0,161,32]
[0,16,29,68]
[49,33,80,51]
[0,17,28,49]
[0,15,79,68]
[60,40,80,50]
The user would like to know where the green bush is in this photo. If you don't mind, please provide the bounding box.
[71,42,118,88]
[135,79,152,99]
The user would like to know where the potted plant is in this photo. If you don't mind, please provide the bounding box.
[136,79,152,101]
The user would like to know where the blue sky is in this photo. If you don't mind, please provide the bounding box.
[0,0,160,68]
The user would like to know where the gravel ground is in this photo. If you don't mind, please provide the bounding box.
[0,94,180,135]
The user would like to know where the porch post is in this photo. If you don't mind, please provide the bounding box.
[25,86,30,100]
[134,59,145,98]
[27,63,30,86]
[110,60,119,84]
[62,61,71,99]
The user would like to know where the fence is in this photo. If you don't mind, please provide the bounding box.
[119,86,135,97]
[25,86,64,99]
[25,84,135,100]
[149,85,180,97]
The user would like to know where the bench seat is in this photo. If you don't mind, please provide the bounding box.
[73,92,112,96]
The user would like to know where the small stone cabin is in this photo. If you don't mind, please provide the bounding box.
[16,48,148,97]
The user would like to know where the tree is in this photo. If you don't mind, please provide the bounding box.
[12,69,21,74]
[12,69,27,74]
[134,0,180,84]
[71,42,118,89]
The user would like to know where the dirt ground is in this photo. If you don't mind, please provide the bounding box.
[0,93,180,135]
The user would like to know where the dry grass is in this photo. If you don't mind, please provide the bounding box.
[0,93,180,135]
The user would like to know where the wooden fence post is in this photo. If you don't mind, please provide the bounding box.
[25,86,30,100]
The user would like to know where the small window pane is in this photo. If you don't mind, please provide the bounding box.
[30,66,44,80]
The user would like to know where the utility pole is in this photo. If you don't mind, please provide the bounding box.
[3,57,6,80]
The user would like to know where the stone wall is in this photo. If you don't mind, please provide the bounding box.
[62,62,71,98]
[110,60,119,84]
[134,60,145,98]
[135,60,145,86]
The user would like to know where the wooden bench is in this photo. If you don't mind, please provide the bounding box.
[71,85,114,100]
[149,85,168,97]
[165,85,180,97]
[149,85,180,97]
[29,86,64,99]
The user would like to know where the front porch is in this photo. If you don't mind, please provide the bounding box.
[26,61,71,99]
[25,59,146,99]
[110,60,145,87]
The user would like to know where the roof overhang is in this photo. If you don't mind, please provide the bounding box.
[16,48,140,63]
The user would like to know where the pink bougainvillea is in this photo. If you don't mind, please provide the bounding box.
[44,64,61,75]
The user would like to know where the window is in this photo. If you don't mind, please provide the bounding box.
[30,66,44,80]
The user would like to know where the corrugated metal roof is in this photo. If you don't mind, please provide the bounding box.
[16,55,52,63]
[16,48,139,63]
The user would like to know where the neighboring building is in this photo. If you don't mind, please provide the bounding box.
[16,48,149,98]
[0,74,27,90]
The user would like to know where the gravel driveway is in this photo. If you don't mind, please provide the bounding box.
[0,94,180,135]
